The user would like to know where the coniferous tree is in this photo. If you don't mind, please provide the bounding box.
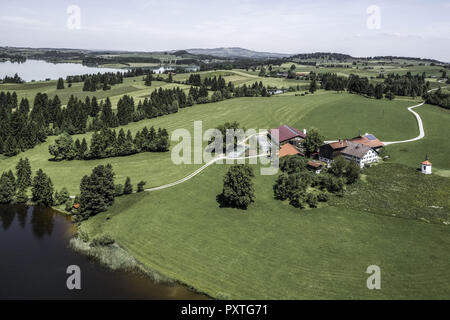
[54,187,70,206]
[100,98,117,127]
[0,171,16,204]
[31,169,54,206]
[123,177,133,194]
[90,96,100,117]
[309,79,317,93]
[57,78,65,90]
[16,158,32,191]
[78,164,115,218]
[137,181,146,192]
[3,135,19,157]
[144,73,152,86]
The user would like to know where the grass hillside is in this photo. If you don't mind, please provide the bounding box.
[0,76,190,107]
[0,69,309,107]
[333,163,450,224]
[0,92,419,194]
[81,162,450,299]
[385,105,450,175]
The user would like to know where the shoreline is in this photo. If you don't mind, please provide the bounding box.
[69,220,212,300]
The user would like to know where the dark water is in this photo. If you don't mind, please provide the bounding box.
[0,60,125,82]
[0,205,206,300]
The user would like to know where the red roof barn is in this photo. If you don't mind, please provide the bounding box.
[269,125,306,145]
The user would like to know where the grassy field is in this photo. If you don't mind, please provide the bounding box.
[81,162,450,299]
[385,104,450,175]
[0,69,309,107]
[333,163,450,224]
[0,76,191,107]
[1,64,449,299]
[278,62,445,79]
[0,92,420,194]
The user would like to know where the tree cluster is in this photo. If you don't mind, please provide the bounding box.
[77,164,115,220]
[273,155,361,209]
[0,92,48,156]
[0,158,62,207]
[1,73,24,83]
[49,126,169,161]
[424,88,450,109]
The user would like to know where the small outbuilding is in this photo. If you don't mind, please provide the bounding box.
[307,160,325,174]
[421,156,432,174]
[279,143,302,158]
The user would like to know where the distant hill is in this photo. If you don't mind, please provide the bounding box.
[186,47,291,59]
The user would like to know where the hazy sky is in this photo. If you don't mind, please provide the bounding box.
[1,0,449,61]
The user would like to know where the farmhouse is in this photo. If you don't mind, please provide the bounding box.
[153,66,175,74]
[319,140,379,168]
[268,88,287,95]
[350,133,384,150]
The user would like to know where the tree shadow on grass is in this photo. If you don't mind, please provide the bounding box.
[216,193,249,210]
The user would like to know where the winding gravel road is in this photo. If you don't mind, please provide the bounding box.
[72,83,449,197]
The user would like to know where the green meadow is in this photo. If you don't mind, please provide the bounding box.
[0,76,190,107]
[1,68,449,299]
[81,162,450,299]
[0,92,421,194]
[385,104,450,175]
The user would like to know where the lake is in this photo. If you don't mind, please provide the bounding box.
[0,60,125,82]
[0,205,206,300]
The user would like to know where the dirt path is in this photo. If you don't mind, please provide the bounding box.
[383,86,447,145]
[144,132,268,192]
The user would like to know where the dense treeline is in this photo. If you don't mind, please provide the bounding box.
[1,73,24,83]
[65,68,148,92]
[186,74,270,98]
[291,52,353,61]
[313,71,430,99]
[382,72,428,97]
[0,158,68,207]
[315,73,347,92]
[424,88,450,109]
[0,53,27,63]
[0,72,270,157]
[49,126,169,161]
[198,58,286,71]
[0,92,48,156]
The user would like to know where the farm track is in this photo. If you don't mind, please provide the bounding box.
[71,83,450,198]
